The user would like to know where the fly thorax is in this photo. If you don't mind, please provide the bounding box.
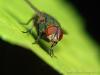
[37,13,46,24]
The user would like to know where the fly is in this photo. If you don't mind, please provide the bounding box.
[23,0,64,57]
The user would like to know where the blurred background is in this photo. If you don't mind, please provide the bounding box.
[68,0,99,45]
[1,0,99,75]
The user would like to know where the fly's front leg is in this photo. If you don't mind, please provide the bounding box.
[49,47,56,58]
[49,43,55,57]
[21,16,34,25]
[49,42,57,57]
[49,48,54,57]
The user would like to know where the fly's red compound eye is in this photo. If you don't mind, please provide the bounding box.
[45,25,63,41]
[45,25,57,36]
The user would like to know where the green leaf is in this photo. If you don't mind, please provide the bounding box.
[0,0,100,74]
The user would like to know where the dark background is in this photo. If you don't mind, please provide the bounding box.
[1,0,99,75]
[67,0,99,45]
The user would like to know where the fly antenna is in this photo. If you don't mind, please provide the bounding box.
[24,0,41,14]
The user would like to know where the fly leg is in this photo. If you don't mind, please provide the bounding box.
[32,32,42,44]
[22,16,34,33]
[22,28,33,33]
[48,32,58,57]
[49,42,57,57]
[21,16,33,25]
[33,22,44,44]
[49,47,54,57]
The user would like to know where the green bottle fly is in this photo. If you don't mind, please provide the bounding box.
[23,0,64,56]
